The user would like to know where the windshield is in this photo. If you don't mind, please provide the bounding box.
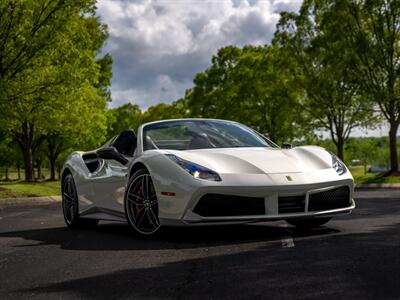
[142,120,277,151]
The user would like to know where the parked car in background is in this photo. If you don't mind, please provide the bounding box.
[369,165,389,173]
[351,159,361,166]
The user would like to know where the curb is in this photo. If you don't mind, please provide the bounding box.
[355,183,400,189]
[0,196,61,209]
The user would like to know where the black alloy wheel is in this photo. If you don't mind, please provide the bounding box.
[125,169,161,235]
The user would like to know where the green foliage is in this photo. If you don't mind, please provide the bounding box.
[346,138,380,174]
[349,165,400,184]
[0,0,111,180]
[141,101,188,124]
[105,100,189,141]
[346,137,393,169]
[96,53,113,102]
[185,45,304,144]
[0,134,21,168]
[352,173,400,185]
[0,0,98,103]
[299,0,400,170]
[0,0,399,185]
[314,136,395,172]
[106,103,143,137]
[273,0,377,159]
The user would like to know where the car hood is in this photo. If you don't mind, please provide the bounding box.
[164,146,333,174]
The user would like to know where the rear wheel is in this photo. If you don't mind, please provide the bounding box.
[125,169,161,235]
[62,173,98,229]
[286,217,331,228]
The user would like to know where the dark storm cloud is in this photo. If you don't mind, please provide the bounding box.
[97,0,302,109]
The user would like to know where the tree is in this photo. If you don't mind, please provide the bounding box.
[0,0,110,181]
[141,101,188,125]
[106,103,142,138]
[346,137,379,174]
[105,101,188,143]
[43,51,112,181]
[0,0,99,103]
[96,53,113,102]
[273,0,376,159]
[331,0,400,172]
[44,86,109,180]
[185,45,303,144]
[0,133,21,180]
[185,46,242,119]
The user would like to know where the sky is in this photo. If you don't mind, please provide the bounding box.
[96,0,303,109]
[96,0,390,137]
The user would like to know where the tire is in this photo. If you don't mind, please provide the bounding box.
[124,168,161,235]
[286,217,331,228]
[62,173,98,229]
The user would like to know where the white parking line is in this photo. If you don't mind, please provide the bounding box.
[281,236,295,248]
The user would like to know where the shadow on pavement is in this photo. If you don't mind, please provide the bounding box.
[0,221,339,251]
[10,222,400,299]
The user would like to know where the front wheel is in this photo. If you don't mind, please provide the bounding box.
[125,169,161,235]
[286,217,331,228]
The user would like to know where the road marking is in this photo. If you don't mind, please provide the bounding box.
[280,223,295,248]
[281,236,295,248]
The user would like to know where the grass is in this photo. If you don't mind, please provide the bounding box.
[0,168,56,181]
[348,165,366,176]
[353,174,400,184]
[0,181,61,199]
[348,166,400,185]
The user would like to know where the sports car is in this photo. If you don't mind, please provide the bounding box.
[61,118,355,235]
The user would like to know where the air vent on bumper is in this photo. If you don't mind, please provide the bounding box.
[193,194,265,217]
[279,195,305,213]
[308,186,350,211]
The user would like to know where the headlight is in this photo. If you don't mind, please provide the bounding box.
[331,154,347,175]
[166,154,221,181]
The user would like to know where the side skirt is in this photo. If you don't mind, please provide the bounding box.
[80,207,126,222]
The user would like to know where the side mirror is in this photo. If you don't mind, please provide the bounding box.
[282,142,293,149]
[96,147,129,165]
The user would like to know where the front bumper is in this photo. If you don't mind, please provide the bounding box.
[159,180,355,226]
[183,199,355,225]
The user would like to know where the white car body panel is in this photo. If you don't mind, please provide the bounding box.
[62,118,355,226]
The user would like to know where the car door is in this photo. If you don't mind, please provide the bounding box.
[90,130,137,213]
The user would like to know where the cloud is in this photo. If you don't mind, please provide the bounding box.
[97,0,302,109]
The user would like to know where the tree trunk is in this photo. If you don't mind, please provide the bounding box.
[49,158,56,181]
[22,145,34,181]
[36,158,42,180]
[57,164,61,180]
[17,164,21,180]
[388,122,399,172]
[17,121,35,182]
[45,134,63,181]
[336,135,344,161]
[5,168,9,181]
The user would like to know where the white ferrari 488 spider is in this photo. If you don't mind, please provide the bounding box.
[62,119,355,235]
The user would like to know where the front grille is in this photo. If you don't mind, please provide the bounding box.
[308,186,350,211]
[193,194,265,217]
[279,195,305,213]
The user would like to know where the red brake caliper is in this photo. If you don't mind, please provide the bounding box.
[136,181,144,212]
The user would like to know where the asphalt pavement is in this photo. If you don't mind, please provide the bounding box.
[0,189,399,299]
